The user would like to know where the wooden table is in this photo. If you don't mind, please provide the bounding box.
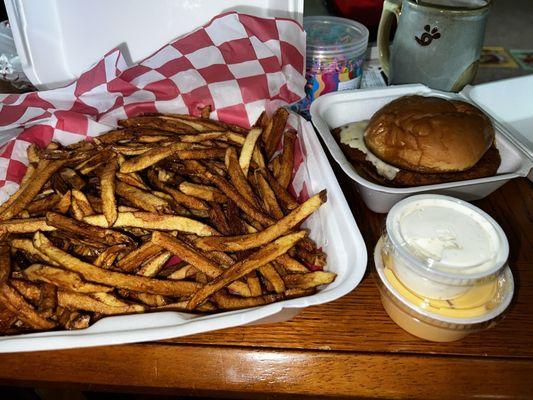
[0,171,531,399]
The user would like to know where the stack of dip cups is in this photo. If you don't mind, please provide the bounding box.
[296,16,369,117]
[374,194,514,342]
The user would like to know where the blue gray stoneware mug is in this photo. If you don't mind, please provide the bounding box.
[378,0,491,92]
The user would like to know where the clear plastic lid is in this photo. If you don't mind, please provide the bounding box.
[374,237,514,325]
[304,16,369,60]
[386,195,509,283]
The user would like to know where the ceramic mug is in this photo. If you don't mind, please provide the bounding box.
[378,0,491,92]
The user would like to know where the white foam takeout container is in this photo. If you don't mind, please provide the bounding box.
[5,0,304,90]
[0,117,367,353]
[310,82,533,213]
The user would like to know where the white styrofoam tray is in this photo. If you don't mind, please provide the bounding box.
[0,117,367,353]
[5,0,304,90]
[463,75,533,160]
[310,83,533,213]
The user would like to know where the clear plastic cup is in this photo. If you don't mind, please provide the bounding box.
[295,16,369,116]
[374,237,514,342]
[383,194,509,300]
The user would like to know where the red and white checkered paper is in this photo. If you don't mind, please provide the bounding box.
[0,12,308,203]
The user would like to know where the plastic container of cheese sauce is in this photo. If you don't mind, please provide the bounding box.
[374,194,514,342]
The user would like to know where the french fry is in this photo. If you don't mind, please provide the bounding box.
[57,290,145,315]
[246,272,263,297]
[0,283,56,330]
[179,181,227,203]
[254,170,284,219]
[83,212,219,236]
[70,199,85,221]
[212,290,282,310]
[258,263,285,293]
[119,142,190,173]
[93,129,136,144]
[200,105,211,119]
[59,168,86,190]
[159,114,223,132]
[208,202,232,235]
[27,144,41,164]
[116,181,172,213]
[112,144,160,156]
[137,251,172,277]
[56,190,72,214]
[37,282,57,318]
[146,169,209,211]
[264,108,289,158]
[0,159,67,221]
[137,135,175,144]
[262,168,298,212]
[10,279,42,303]
[186,160,272,226]
[71,189,95,216]
[187,231,306,309]
[179,131,227,143]
[167,264,197,280]
[11,238,60,267]
[116,172,151,191]
[100,156,118,226]
[56,307,90,330]
[239,127,262,176]
[155,299,217,313]
[0,244,10,283]
[283,271,336,289]
[34,232,201,297]
[46,212,132,246]
[119,115,198,134]
[20,164,36,186]
[116,241,162,272]
[94,244,128,269]
[225,147,260,208]
[127,291,168,307]
[275,254,309,273]
[0,217,55,234]
[277,129,296,188]
[151,232,251,297]
[23,264,113,293]
[0,303,17,334]
[270,154,282,178]
[26,193,60,215]
[196,190,326,251]
[76,149,111,175]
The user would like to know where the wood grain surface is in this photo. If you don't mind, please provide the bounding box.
[0,176,531,399]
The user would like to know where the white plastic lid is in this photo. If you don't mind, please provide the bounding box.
[304,16,369,60]
[386,194,509,282]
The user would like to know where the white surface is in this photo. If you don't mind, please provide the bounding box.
[374,237,514,325]
[310,83,533,213]
[0,116,367,353]
[5,0,304,90]
[385,194,509,299]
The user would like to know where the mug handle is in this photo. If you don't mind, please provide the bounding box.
[377,0,402,79]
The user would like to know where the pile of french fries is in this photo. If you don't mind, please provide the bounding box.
[0,107,335,334]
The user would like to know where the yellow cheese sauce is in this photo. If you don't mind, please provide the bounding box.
[382,252,500,318]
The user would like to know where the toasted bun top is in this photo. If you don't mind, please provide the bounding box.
[364,96,495,173]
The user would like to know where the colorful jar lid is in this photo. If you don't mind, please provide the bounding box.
[304,16,369,59]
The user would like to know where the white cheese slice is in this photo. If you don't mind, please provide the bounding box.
[339,121,399,180]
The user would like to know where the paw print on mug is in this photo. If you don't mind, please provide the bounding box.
[415,25,441,46]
